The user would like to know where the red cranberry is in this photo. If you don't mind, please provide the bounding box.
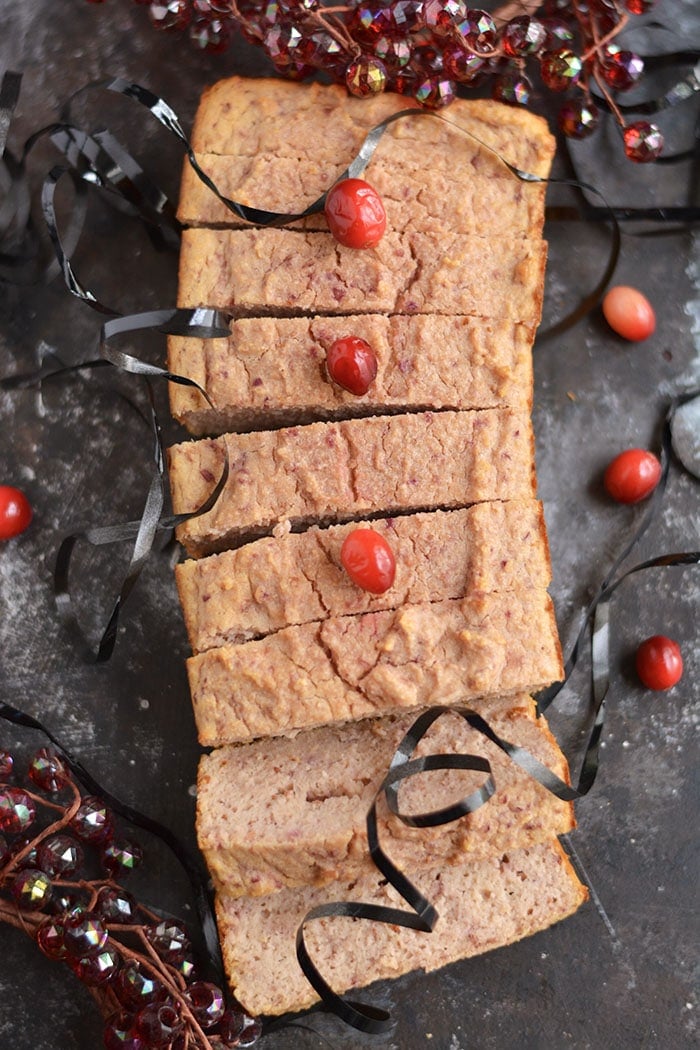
[340,529,396,594]
[324,179,386,249]
[603,449,661,504]
[636,636,683,690]
[0,486,32,540]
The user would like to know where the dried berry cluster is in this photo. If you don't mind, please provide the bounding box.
[85,0,663,161]
[0,747,260,1049]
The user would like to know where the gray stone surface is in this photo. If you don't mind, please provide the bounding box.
[0,2,698,1048]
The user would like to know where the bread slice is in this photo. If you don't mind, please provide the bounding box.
[215,838,587,1016]
[177,227,547,322]
[188,588,563,746]
[197,695,574,899]
[168,408,536,558]
[178,153,546,236]
[168,314,535,436]
[176,500,551,653]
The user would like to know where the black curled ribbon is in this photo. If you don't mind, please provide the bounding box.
[296,703,579,1034]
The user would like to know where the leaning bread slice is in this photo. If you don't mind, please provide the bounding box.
[168,314,535,436]
[177,227,547,323]
[177,500,551,653]
[197,696,574,899]
[188,79,554,177]
[215,839,587,1017]
[168,409,536,558]
[181,80,554,232]
[178,152,546,237]
[188,588,563,746]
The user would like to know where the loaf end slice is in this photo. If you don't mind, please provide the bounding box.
[216,839,587,1016]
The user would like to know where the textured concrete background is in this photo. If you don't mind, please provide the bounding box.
[0,1,698,1047]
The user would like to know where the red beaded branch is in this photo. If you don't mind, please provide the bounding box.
[0,748,260,1049]
[85,0,664,161]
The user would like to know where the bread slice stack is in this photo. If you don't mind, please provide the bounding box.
[168,77,585,1018]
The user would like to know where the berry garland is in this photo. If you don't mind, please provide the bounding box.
[0,748,261,1048]
[84,0,664,161]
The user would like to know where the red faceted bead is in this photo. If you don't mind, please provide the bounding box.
[189,15,233,52]
[239,1016,264,1046]
[410,42,443,75]
[10,836,39,870]
[46,888,83,916]
[326,337,378,396]
[454,9,497,53]
[540,47,582,90]
[325,179,386,249]
[601,48,644,90]
[623,120,663,162]
[12,868,53,911]
[220,1003,259,1045]
[341,529,396,594]
[36,918,68,960]
[63,910,109,956]
[28,748,68,793]
[104,1014,146,1050]
[0,486,32,540]
[70,796,114,844]
[393,0,425,34]
[540,16,574,48]
[558,99,600,139]
[374,34,411,69]
[37,833,83,878]
[414,73,455,108]
[350,2,396,40]
[115,961,165,1009]
[502,15,547,56]
[101,838,143,879]
[73,943,121,986]
[442,42,484,81]
[0,787,35,833]
[492,71,532,106]
[186,981,226,1029]
[302,29,348,73]
[95,885,138,924]
[346,55,388,96]
[135,1002,184,1047]
[264,20,303,66]
[0,750,14,779]
[146,920,191,964]
[148,0,191,31]
[423,0,465,37]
